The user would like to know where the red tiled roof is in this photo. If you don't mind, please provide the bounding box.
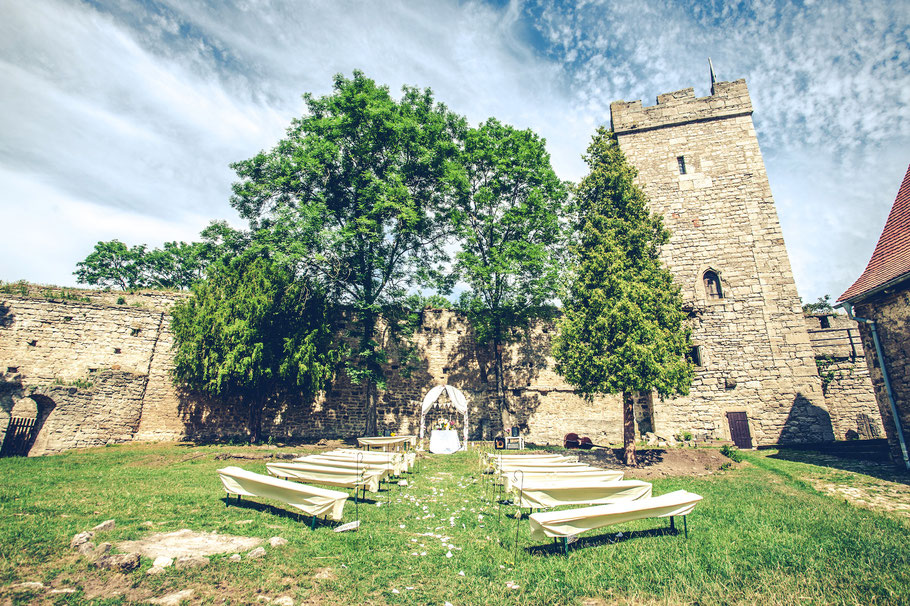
[839,163,910,303]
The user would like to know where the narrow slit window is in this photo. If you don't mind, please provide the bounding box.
[677,156,687,174]
[819,316,830,329]
[687,346,703,367]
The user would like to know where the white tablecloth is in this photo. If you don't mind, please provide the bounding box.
[429,429,461,454]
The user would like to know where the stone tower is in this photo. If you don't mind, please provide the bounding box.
[610,79,833,445]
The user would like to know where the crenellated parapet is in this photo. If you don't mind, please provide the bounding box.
[610,79,752,134]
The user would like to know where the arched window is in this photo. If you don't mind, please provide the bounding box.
[703,270,723,299]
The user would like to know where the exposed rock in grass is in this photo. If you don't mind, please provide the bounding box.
[48,588,77,595]
[91,543,112,560]
[153,556,174,568]
[92,519,116,532]
[118,529,262,559]
[95,553,140,572]
[76,541,97,556]
[146,566,166,576]
[10,581,45,591]
[229,554,242,562]
[247,546,267,559]
[71,531,95,549]
[269,536,288,547]
[148,589,194,605]
[174,555,209,569]
[256,596,294,606]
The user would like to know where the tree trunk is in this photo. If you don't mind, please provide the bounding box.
[364,378,377,437]
[493,338,508,435]
[248,396,262,444]
[361,310,379,437]
[622,391,637,466]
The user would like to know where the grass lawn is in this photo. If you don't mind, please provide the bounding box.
[1,443,908,605]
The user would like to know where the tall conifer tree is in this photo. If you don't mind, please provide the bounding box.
[553,128,693,465]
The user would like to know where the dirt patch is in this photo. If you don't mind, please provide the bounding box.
[560,446,738,479]
[80,572,150,603]
[811,480,910,519]
[118,529,263,559]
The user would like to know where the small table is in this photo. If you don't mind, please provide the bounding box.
[504,435,525,450]
[429,429,461,454]
[357,435,417,452]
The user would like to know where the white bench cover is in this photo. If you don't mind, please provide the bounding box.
[512,479,652,509]
[528,489,703,539]
[296,454,403,476]
[217,466,349,520]
[498,467,621,491]
[266,462,382,493]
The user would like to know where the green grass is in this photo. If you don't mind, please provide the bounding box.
[1,444,908,605]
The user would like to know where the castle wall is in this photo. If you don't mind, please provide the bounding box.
[0,294,626,449]
[854,283,910,465]
[610,80,834,445]
[804,314,883,440]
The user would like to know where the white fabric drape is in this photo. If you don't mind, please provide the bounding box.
[419,385,469,446]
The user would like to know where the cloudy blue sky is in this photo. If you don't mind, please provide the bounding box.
[1,0,908,303]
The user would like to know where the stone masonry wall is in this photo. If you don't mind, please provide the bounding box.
[854,283,910,465]
[804,314,883,440]
[610,79,834,445]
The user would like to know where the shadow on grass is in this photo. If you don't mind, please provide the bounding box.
[524,524,682,557]
[767,448,910,486]
[221,496,342,528]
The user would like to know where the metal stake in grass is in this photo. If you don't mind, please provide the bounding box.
[512,469,524,558]
[354,451,364,526]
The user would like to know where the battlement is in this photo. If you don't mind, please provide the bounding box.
[610,79,752,134]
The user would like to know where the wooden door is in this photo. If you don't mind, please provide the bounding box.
[1,417,37,457]
[726,412,752,449]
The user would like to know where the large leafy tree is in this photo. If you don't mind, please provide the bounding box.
[74,240,147,290]
[171,253,340,442]
[230,71,464,435]
[452,118,569,430]
[553,128,693,465]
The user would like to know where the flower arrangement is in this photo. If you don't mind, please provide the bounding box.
[433,418,452,430]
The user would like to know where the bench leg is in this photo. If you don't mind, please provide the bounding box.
[669,516,675,533]
[311,515,316,529]
[684,515,688,539]
[563,537,569,556]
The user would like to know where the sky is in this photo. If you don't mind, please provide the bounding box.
[0,0,908,304]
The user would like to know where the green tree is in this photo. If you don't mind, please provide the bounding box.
[170,254,340,443]
[802,294,833,315]
[74,240,148,290]
[230,71,464,435]
[452,118,569,430]
[146,241,206,290]
[552,128,693,465]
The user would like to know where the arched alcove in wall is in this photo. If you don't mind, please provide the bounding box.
[695,266,726,303]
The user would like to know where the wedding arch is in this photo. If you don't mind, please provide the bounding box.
[419,385,469,447]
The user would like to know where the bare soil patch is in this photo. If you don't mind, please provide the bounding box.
[562,446,738,479]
